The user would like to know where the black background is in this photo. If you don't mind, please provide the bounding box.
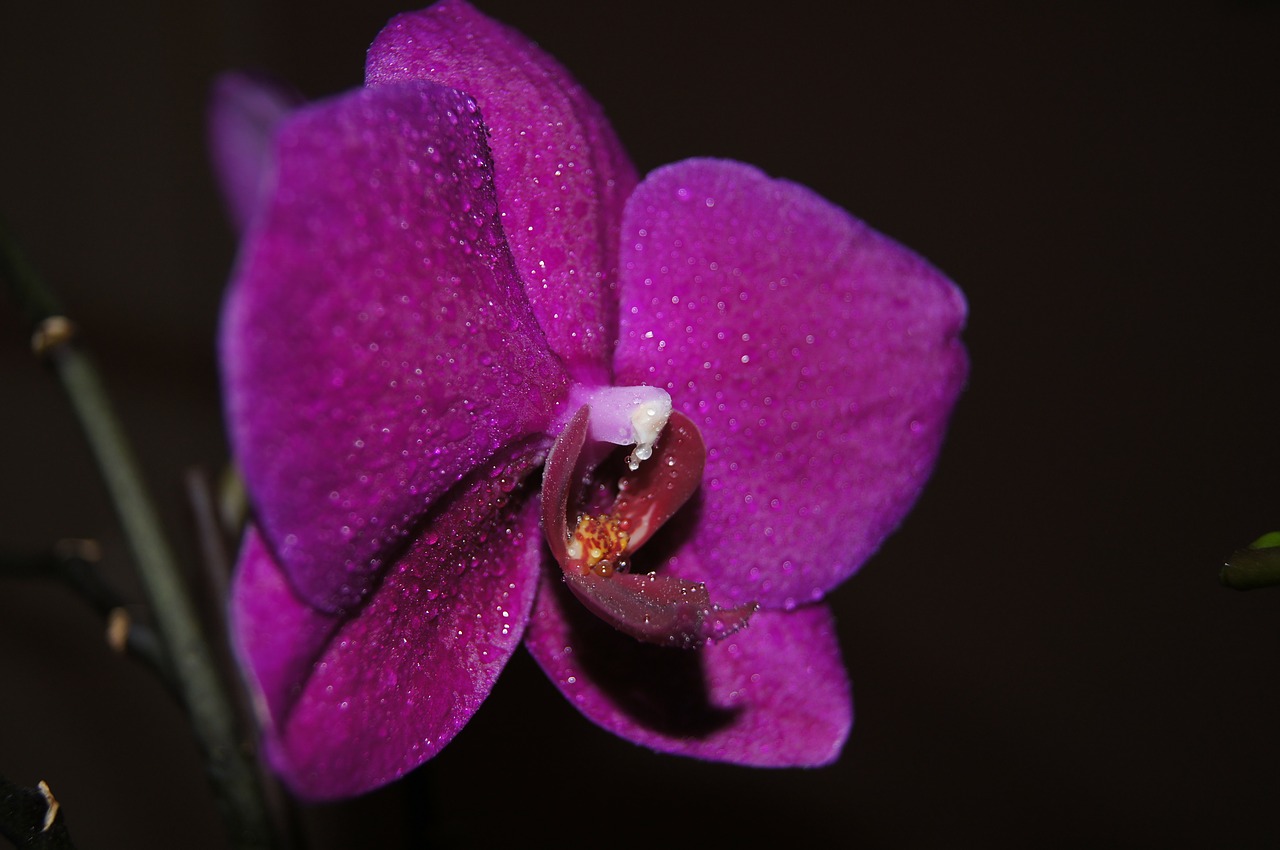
[3,1,1279,846]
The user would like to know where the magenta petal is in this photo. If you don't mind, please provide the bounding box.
[525,575,851,766]
[221,80,568,609]
[231,454,545,800]
[207,71,302,233]
[614,159,968,609]
[366,0,639,382]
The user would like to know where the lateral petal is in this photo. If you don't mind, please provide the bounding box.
[614,159,967,609]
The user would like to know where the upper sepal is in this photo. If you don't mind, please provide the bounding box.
[366,0,638,382]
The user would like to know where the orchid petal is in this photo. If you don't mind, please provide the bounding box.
[221,80,568,610]
[615,159,968,610]
[208,71,302,234]
[525,577,851,766]
[366,0,639,382]
[230,448,545,800]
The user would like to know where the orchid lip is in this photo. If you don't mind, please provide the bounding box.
[540,403,757,648]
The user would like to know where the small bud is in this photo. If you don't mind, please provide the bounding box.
[1221,533,1280,590]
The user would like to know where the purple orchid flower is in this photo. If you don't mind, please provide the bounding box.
[213,0,967,800]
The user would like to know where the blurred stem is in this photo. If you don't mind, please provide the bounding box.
[0,542,176,693]
[0,221,275,849]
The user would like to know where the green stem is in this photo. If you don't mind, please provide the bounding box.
[0,221,275,849]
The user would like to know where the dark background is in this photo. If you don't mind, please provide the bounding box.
[3,1,1278,846]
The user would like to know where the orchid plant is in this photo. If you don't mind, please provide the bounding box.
[212,0,968,800]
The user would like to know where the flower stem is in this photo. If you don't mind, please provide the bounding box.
[0,541,177,693]
[0,220,276,849]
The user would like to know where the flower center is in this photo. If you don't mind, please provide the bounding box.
[567,514,629,577]
[541,398,757,648]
